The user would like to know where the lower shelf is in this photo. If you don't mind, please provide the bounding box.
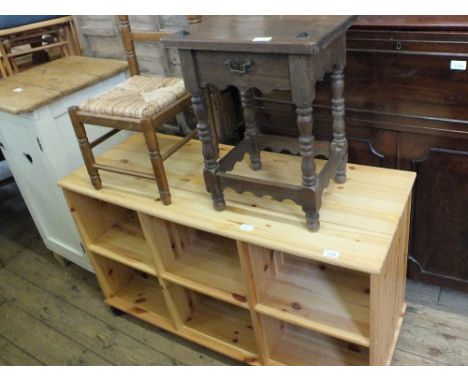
[92,254,173,331]
[106,276,174,331]
[178,291,259,363]
[263,316,369,366]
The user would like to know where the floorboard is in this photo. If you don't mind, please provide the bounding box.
[3,246,238,366]
[0,334,43,365]
[0,267,178,365]
[0,302,111,365]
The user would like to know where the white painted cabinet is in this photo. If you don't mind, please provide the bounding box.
[0,58,130,270]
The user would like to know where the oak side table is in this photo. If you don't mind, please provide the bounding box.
[163,16,358,231]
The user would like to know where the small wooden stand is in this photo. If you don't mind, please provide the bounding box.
[162,16,358,231]
[59,134,415,366]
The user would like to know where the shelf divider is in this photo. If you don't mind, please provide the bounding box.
[237,241,271,365]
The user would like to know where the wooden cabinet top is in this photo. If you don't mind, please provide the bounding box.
[353,15,468,30]
[162,16,357,54]
[0,56,128,114]
[58,133,415,275]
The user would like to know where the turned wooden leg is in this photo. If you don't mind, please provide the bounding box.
[192,90,225,211]
[331,67,347,184]
[142,120,171,205]
[68,106,102,190]
[297,105,320,231]
[240,89,262,170]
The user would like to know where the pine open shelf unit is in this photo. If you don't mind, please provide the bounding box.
[59,134,415,366]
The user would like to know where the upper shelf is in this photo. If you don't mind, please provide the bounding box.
[58,133,415,275]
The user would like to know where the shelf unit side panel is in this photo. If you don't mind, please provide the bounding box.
[369,196,410,365]
[63,189,110,244]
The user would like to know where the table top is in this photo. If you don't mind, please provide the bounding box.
[162,16,357,54]
[58,133,415,275]
[0,56,128,114]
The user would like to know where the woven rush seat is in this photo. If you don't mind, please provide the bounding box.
[68,16,197,206]
[80,75,187,119]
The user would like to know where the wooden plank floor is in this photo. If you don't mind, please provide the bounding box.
[1,161,467,366]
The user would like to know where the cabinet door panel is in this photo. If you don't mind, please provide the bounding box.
[399,133,468,290]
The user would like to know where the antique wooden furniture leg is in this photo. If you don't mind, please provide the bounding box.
[142,119,171,205]
[240,89,262,170]
[68,106,102,189]
[192,90,225,211]
[331,66,347,184]
[290,56,320,231]
[297,103,320,231]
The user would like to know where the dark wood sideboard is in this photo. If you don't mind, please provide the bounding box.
[222,16,468,292]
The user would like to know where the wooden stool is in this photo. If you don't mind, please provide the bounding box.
[68,15,195,205]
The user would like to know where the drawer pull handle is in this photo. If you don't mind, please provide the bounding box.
[224,58,253,75]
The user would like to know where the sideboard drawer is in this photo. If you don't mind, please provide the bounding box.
[348,30,468,55]
[194,50,291,91]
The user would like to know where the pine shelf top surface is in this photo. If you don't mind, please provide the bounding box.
[0,56,128,114]
[162,16,357,55]
[58,134,415,275]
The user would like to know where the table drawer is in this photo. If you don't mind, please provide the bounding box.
[194,50,291,92]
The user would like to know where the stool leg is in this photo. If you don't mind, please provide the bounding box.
[297,105,319,231]
[68,107,102,189]
[192,90,225,211]
[331,67,347,184]
[142,121,171,205]
[240,89,262,170]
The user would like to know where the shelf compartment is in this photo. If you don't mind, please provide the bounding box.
[248,245,370,346]
[262,315,369,366]
[66,192,156,275]
[140,214,248,308]
[91,253,173,331]
[166,283,259,363]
